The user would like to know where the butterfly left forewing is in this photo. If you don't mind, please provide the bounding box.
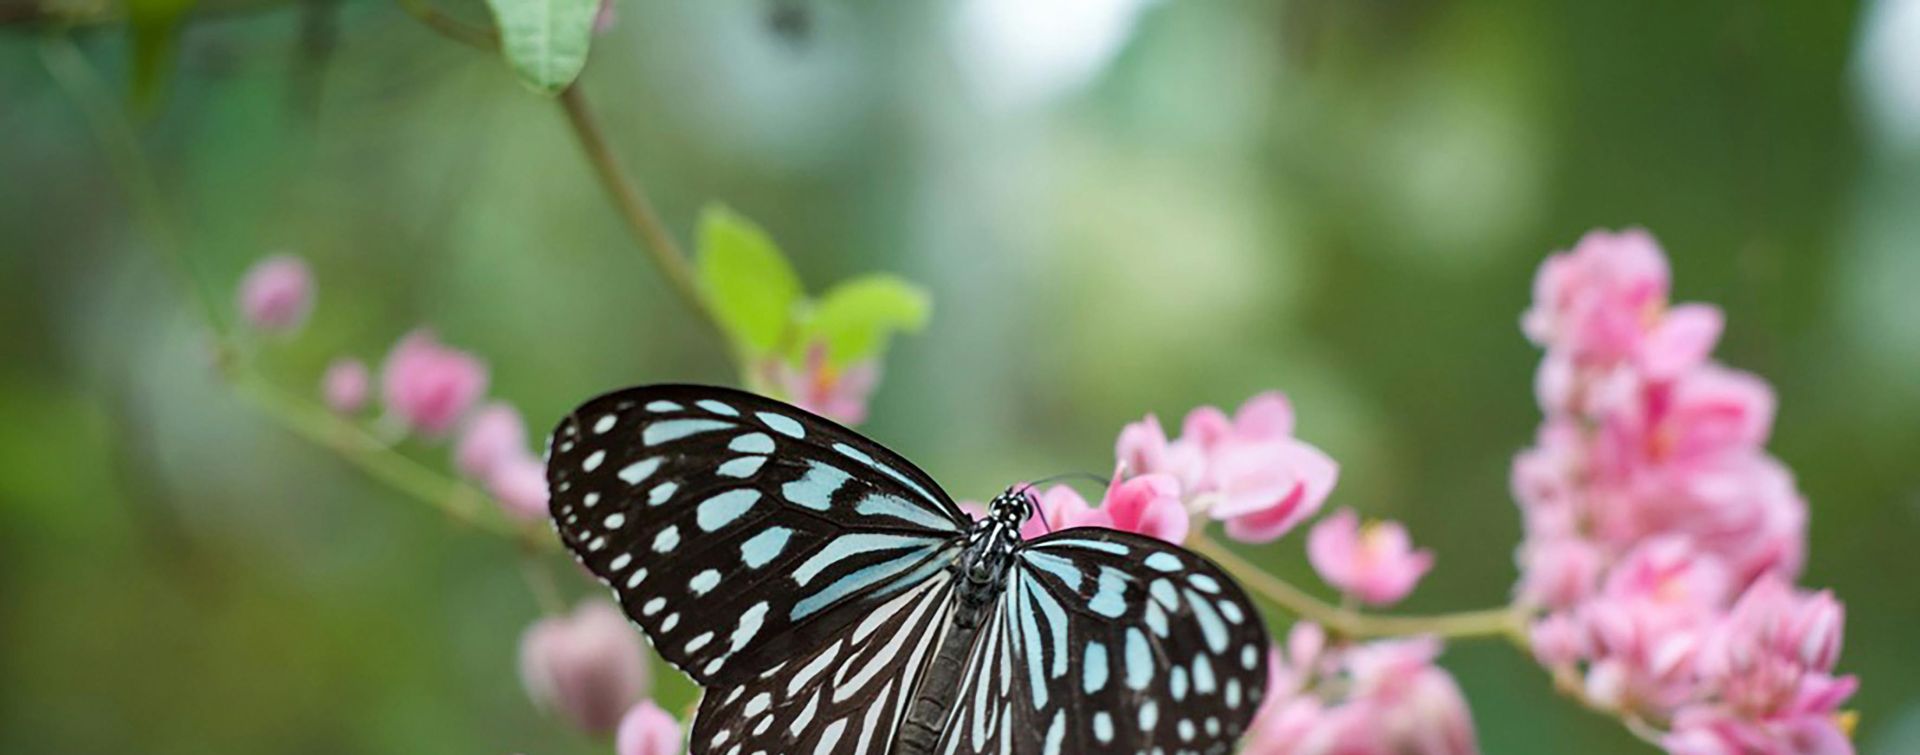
[936,529,1271,755]
[546,384,969,687]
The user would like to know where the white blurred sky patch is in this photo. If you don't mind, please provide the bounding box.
[950,0,1162,111]
[1855,0,1920,151]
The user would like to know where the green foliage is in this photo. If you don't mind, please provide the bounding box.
[801,275,931,368]
[698,206,804,353]
[482,0,599,94]
[696,205,930,370]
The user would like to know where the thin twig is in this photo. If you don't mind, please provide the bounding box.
[37,34,231,341]
[556,84,716,335]
[41,33,535,544]
[227,369,531,539]
[394,0,495,49]
[391,0,720,337]
[1189,532,1525,642]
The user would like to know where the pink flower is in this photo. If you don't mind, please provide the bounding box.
[1306,508,1434,606]
[615,700,682,755]
[1665,705,1855,755]
[1578,539,1731,715]
[380,329,488,436]
[1211,438,1339,543]
[1529,612,1587,668]
[1515,535,1603,609]
[1637,304,1724,379]
[1521,228,1670,361]
[1017,485,1106,539]
[1665,454,1808,585]
[1245,628,1477,755]
[1343,638,1479,755]
[771,344,880,426]
[487,452,551,521]
[1602,365,1776,480]
[320,358,370,414]
[1695,577,1852,721]
[455,403,529,480]
[1000,479,1187,543]
[1095,472,1188,544]
[1116,414,1203,486]
[1113,391,1337,543]
[519,601,650,734]
[236,253,314,334]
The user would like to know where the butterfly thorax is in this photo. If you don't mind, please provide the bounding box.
[952,490,1031,626]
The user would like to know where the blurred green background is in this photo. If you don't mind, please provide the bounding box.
[3,0,1918,752]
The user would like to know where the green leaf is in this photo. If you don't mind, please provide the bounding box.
[482,0,598,94]
[697,205,804,353]
[803,274,931,366]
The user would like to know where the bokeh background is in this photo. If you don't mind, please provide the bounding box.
[3,0,1918,752]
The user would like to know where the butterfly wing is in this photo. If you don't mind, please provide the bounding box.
[690,570,961,754]
[546,384,970,686]
[935,528,1271,755]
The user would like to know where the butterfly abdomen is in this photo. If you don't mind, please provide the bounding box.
[895,615,983,755]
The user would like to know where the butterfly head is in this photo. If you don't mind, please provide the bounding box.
[986,486,1036,529]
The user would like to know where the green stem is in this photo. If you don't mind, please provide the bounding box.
[555,83,717,337]
[37,34,230,341]
[391,0,723,340]
[1188,532,1526,642]
[394,0,494,49]
[226,369,529,539]
[41,32,535,544]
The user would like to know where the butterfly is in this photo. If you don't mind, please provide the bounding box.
[546,384,1269,755]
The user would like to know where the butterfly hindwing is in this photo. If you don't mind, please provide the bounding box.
[690,572,961,754]
[546,384,969,686]
[936,529,1271,755]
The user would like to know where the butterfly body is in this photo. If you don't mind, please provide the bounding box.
[547,385,1268,754]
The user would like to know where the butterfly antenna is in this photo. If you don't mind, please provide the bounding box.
[1013,471,1111,535]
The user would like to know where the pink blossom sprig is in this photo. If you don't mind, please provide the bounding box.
[1512,229,1854,752]
[1243,623,1479,755]
[1116,391,1340,543]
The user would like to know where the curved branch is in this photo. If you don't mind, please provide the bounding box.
[1188,532,1525,642]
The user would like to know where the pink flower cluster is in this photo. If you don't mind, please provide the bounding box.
[233,253,549,522]
[1511,229,1853,752]
[959,391,1339,548]
[970,392,1467,754]
[1114,392,1340,543]
[1244,623,1478,755]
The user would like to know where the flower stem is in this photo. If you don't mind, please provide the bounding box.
[390,0,723,341]
[1188,532,1525,642]
[394,0,495,49]
[41,32,535,545]
[37,34,230,340]
[555,84,718,338]
[227,368,531,540]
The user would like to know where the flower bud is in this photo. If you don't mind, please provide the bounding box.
[519,601,650,734]
[237,253,314,335]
